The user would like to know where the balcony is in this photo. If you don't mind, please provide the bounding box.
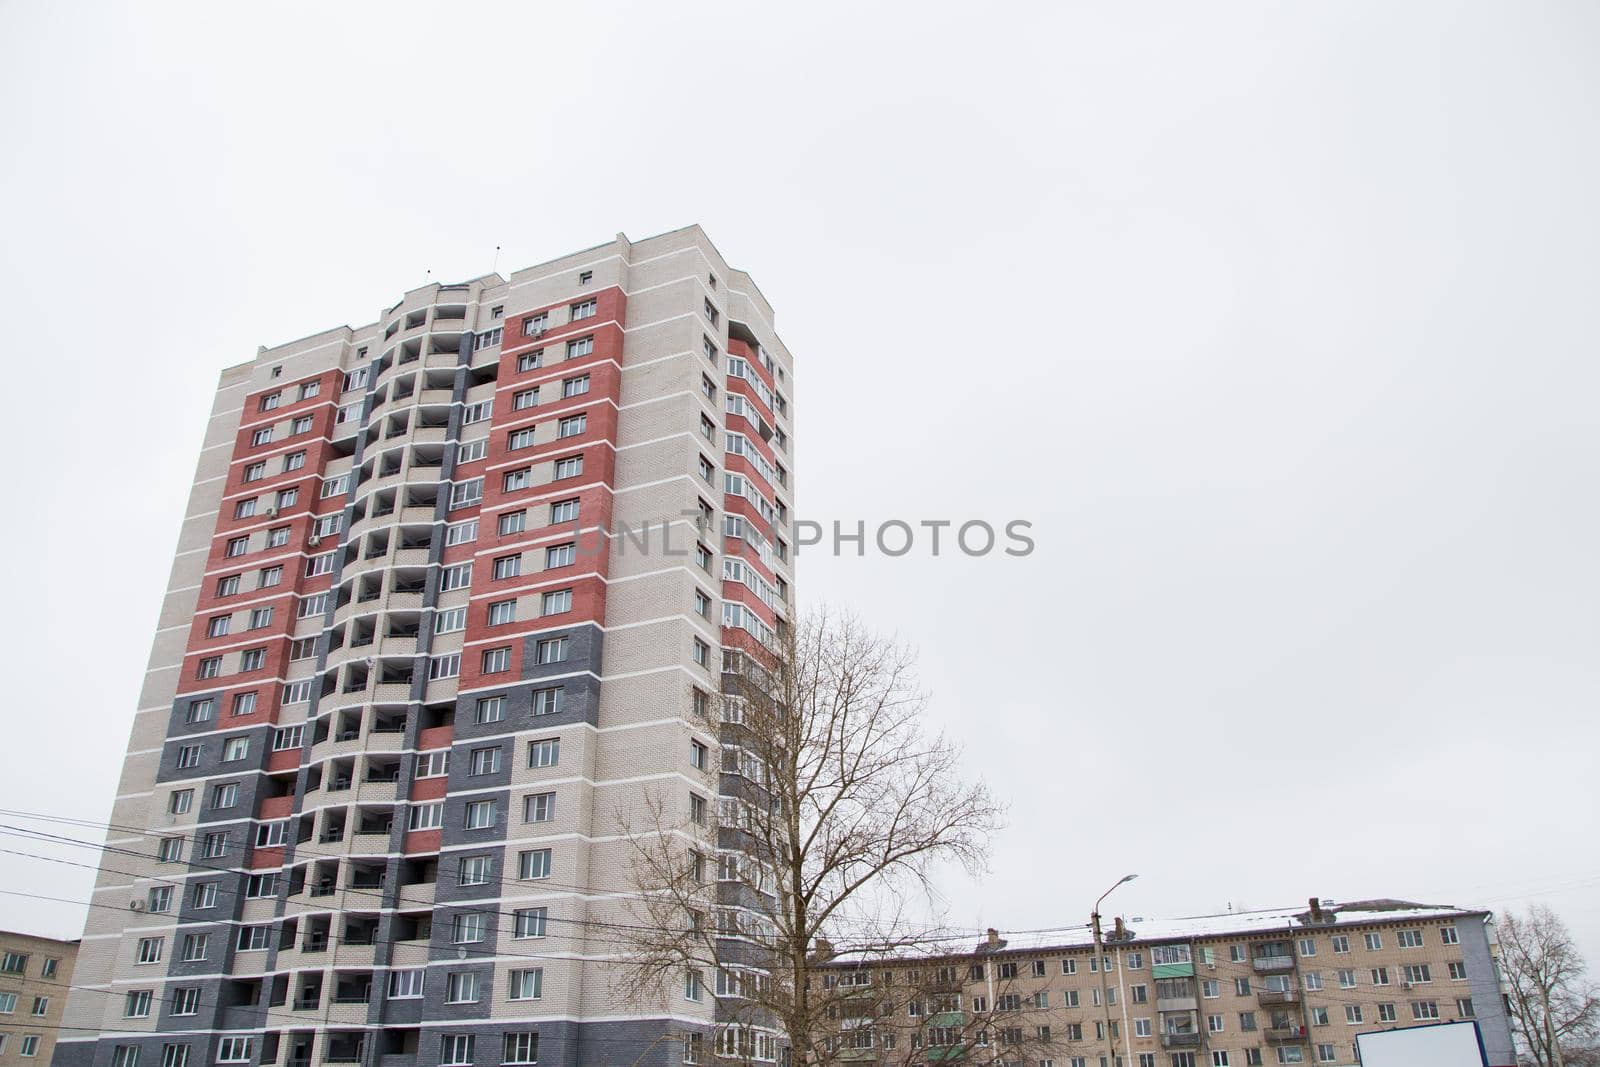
[1157,996,1199,1012]
[1258,989,1302,1006]
[1252,954,1295,972]
[1161,1033,1202,1049]
[1265,1026,1307,1044]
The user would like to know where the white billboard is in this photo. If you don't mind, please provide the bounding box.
[1355,1020,1488,1067]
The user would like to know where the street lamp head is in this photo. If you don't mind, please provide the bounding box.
[1120,874,1139,884]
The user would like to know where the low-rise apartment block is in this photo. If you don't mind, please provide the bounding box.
[0,931,79,1067]
[820,898,1515,1067]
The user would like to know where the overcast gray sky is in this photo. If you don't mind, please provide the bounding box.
[2,1,1596,960]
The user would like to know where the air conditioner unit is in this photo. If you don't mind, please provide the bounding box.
[308,534,321,546]
[129,899,144,911]
[267,506,279,517]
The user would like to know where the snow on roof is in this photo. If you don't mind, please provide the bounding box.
[827,899,1483,964]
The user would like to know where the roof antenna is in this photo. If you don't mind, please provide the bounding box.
[492,245,502,275]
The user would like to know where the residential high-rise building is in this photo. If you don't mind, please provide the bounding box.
[817,897,1518,1067]
[0,931,79,1067]
[57,227,796,1067]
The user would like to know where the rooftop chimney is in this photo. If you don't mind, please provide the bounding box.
[1309,898,1324,923]
[987,928,1003,950]
[1113,917,1128,941]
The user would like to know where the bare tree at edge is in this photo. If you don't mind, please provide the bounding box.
[1499,905,1600,1067]
[617,608,1009,1065]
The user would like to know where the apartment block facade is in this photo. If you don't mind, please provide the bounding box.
[0,932,79,1067]
[820,899,1516,1067]
[57,227,796,1067]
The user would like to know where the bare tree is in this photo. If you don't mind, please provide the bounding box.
[1499,905,1600,1067]
[618,608,1010,1065]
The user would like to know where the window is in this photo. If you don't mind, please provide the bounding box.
[435,606,467,634]
[499,510,526,535]
[222,736,250,761]
[267,525,291,546]
[1298,938,1317,956]
[503,1033,539,1065]
[1202,979,1220,998]
[1365,933,1383,950]
[236,925,271,951]
[545,542,575,568]
[157,837,184,863]
[463,400,493,424]
[476,696,506,724]
[528,738,559,768]
[445,971,481,1004]
[248,606,273,629]
[571,298,596,320]
[1316,1048,1336,1065]
[1440,925,1459,945]
[446,519,479,545]
[441,1035,475,1067]
[1331,935,1349,953]
[703,335,718,362]
[136,937,164,965]
[494,554,522,579]
[282,679,314,704]
[519,848,552,879]
[698,454,713,481]
[181,932,209,960]
[185,698,213,724]
[148,885,173,912]
[217,1039,252,1064]
[508,427,536,450]
[508,968,543,1000]
[554,454,583,479]
[201,830,230,858]
[704,298,719,325]
[514,907,548,938]
[1457,997,1476,1017]
[1404,964,1433,984]
[233,498,257,520]
[449,477,484,509]
[1309,1007,1329,1026]
[517,349,543,372]
[557,413,587,438]
[175,743,202,770]
[259,565,283,586]
[27,996,48,1018]
[290,415,313,435]
[239,646,266,671]
[211,782,239,809]
[224,535,249,558]
[1398,929,1424,948]
[231,691,257,716]
[693,638,709,667]
[533,686,563,716]
[429,652,461,679]
[1345,1006,1363,1023]
[685,968,703,1001]
[458,438,487,463]
[535,636,568,664]
[1372,967,1391,985]
[408,802,443,830]
[562,374,590,398]
[513,386,539,410]
[691,740,708,770]
[1449,961,1469,980]
[284,450,306,471]
[1337,969,1357,988]
[541,589,572,615]
[690,794,707,826]
[524,792,556,822]
[464,799,497,829]
[216,574,241,596]
[196,655,222,679]
[442,562,474,590]
[1378,1002,1397,1022]
[243,461,266,482]
[1304,971,1323,991]
[451,913,488,945]
[482,646,512,673]
[388,969,425,999]
[567,336,593,358]
[415,750,450,778]
[19,1037,38,1059]
[160,1046,190,1067]
[489,598,517,625]
[1412,1000,1440,1020]
[470,746,502,776]
[503,467,531,492]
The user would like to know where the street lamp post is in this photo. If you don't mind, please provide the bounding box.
[1092,874,1138,1067]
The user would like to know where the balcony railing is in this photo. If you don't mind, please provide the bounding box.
[1257,989,1301,1006]
[1161,1033,1201,1049]
[1252,954,1295,972]
[1265,1026,1307,1043]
